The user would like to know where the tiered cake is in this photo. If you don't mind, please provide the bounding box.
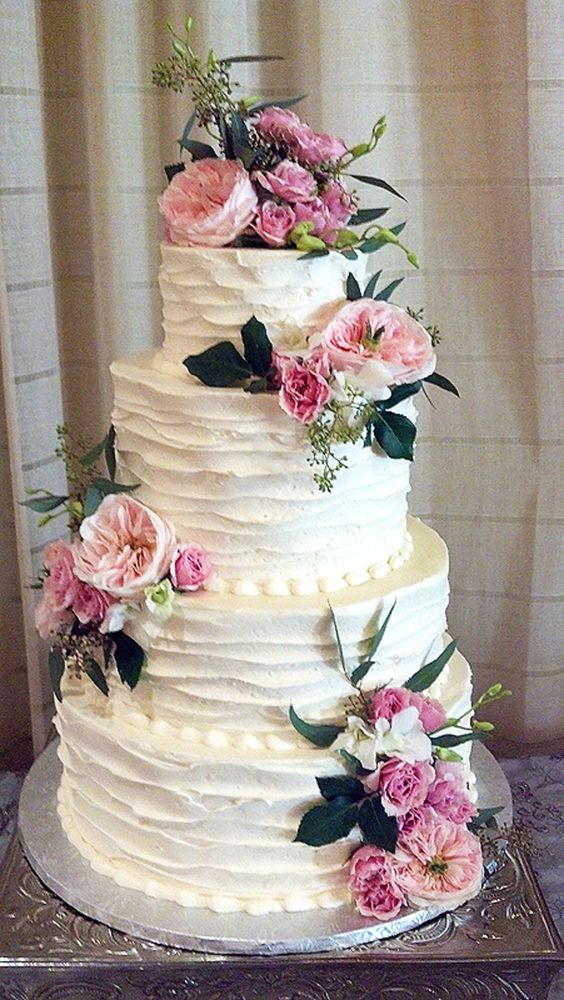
[54,246,474,915]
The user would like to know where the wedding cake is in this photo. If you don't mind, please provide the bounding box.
[31,21,508,927]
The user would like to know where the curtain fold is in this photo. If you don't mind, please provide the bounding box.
[0,0,561,754]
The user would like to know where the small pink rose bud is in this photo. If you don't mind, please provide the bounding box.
[170,543,213,591]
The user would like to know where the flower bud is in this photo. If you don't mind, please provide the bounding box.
[70,500,83,518]
[472,720,495,732]
[350,143,370,158]
[407,250,420,268]
[295,234,326,252]
[487,683,503,697]
[435,747,463,762]
[290,221,315,241]
[334,229,358,248]
[376,227,399,245]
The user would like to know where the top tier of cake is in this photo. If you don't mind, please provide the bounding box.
[111,246,415,594]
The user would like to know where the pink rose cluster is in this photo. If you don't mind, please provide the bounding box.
[270,299,436,426]
[158,106,355,250]
[35,495,213,639]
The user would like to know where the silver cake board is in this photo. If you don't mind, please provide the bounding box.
[18,740,512,956]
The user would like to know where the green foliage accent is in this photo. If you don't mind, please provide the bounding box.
[22,494,68,513]
[379,382,422,410]
[424,371,460,397]
[316,775,365,802]
[83,477,139,518]
[363,270,382,299]
[372,409,416,461]
[345,273,362,301]
[240,316,272,376]
[338,749,363,772]
[180,137,217,160]
[297,248,330,261]
[349,174,406,201]
[178,110,196,152]
[113,631,145,690]
[349,207,389,226]
[328,602,349,679]
[405,639,458,693]
[342,248,358,260]
[434,747,463,763]
[184,341,251,386]
[308,388,372,491]
[374,277,404,302]
[294,797,359,846]
[84,657,109,697]
[48,647,65,703]
[289,705,344,748]
[469,806,504,831]
[222,54,284,64]
[358,797,398,852]
[248,94,307,114]
[359,222,406,254]
[431,731,488,749]
[351,600,396,687]
[104,425,117,481]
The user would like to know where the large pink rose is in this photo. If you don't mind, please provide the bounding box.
[254,200,296,247]
[71,580,116,626]
[276,355,331,424]
[170,543,213,592]
[397,816,483,906]
[425,761,478,825]
[41,539,78,611]
[158,159,258,248]
[397,804,438,836]
[407,691,448,733]
[373,757,436,817]
[73,495,176,599]
[312,298,436,389]
[253,160,316,203]
[369,686,411,725]
[348,845,406,919]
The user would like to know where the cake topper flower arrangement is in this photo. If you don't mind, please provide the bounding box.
[289,604,511,918]
[153,16,417,263]
[24,427,212,702]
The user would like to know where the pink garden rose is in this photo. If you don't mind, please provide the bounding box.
[425,761,478,825]
[407,691,448,734]
[35,593,72,640]
[170,543,213,591]
[293,197,333,241]
[370,757,436,817]
[369,686,411,725]
[71,579,116,626]
[311,299,436,392]
[397,816,483,906]
[303,131,348,166]
[348,845,406,919]
[254,107,347,167]
[158,158,258,248]
[397,804,438,836]
[254,160,316,203]
[73,495,176,600]
[41,539,78,611]
[276,355,331,424]
[254,200,296,247]
[319,180,355,238]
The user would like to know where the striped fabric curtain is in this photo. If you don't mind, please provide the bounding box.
[1,0,562,756]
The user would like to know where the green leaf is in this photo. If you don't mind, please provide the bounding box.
[90,477,138,496]
[342,248,358,260]
[349,175,406,201]
[184,341,251,387]
[178,110,196,152]
[469,806,504,832]
[372,410,416,461]
[294,797,359,846]
[432,731,488,749]
[48,646,65,703]
[338,749,363,773]
[346,273,362,301]
[248,94,307,114]
[316,775,365,802]
[79,435,108,468]
[379,381,421,410]
[405,639,458,693]
[297,248,330,261]
[375,277,404,302]
[360,222,406,254]
[358,797,398,852]
[112,631,145,690]
[351,600,396,687]
[164,163,185,184]
[22,494,68,513]
[83,485,104,517]
[349,207,390,226]
[180,137,217,160]
[328,603,348,678]
[105,425,116,481]
[84,657,109,697]
[363,270,382,299]
[289,705,344,748]
[240,316,272,376]
[229,110,252,161]
[222,54,284,64]
[424,371,460,397]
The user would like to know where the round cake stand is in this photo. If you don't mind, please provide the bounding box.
[18,741,512,956]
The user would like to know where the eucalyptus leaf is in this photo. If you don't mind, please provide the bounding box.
[349,207,390,226]
[84,657,109,697]
[230,110,252,161]
[178,110,196,152]
[222,54,284,64]
[375,277,404,302]
[248,94,307,114]
[405,639,458,693]
[184,341,251,386]
[180,137,217,160]
[105,425,116,481]
[360,222,406,254]
[338,749,363,773]
[113,631,145,689]
[345,273,362,301]
[90,477,138,496]
[289,705,344,748]
[48,646,65,703]
[83,485,104,517]
[164,162,186,183]
[241,316,272,376]
[79,435,108,467]
[351,600,396,687]
[349,174,406,201]
[372,410,416,461]
[328,603,348,678]
[358,797,398,852]
[379,381,422,410]
[294,797,359,847]
[297,248,330,261]
[342,248,358,260]
[423,371,460,397]
[363,270,382,299]
[432,731,488,749]
[317,775,365,802]
[469,806,504,831]
[22,494,68,513]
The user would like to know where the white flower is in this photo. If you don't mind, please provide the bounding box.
[333,715,380,770]
[100,602,130,634]
[345,359,393,402]
[333,707,432,770]
[144,579,175,620]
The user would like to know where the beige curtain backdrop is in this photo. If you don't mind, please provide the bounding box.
[0,0,562,758]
